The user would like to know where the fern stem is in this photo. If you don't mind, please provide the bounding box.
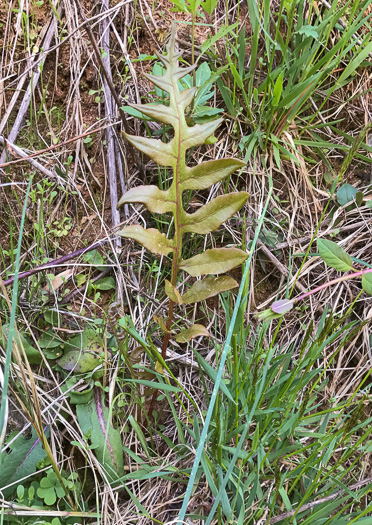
[162,299,175,360]
[191,12,196,88]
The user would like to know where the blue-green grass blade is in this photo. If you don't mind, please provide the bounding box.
[0,176,33,456]
[177,175,273,524]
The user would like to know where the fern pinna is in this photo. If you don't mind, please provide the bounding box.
[118,28,248,359]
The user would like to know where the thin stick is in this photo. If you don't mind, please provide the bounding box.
[0,136,64,184]
[0,122,120,170]
[0,15,58,166]
[269,476,372,524]
[2,239,109,288]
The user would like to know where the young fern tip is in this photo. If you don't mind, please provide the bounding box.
[117,27,248,346]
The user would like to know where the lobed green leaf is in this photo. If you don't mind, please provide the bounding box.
[180,248,248,277]
[182,192,249,235]
[181,159,246,191]
[123,132,176,167]
[117,185,175,214]
[182,119,222,150]
[118,225,174,256]
[182,275,238,304]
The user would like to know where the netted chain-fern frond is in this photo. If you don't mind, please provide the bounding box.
[117,28,248,339]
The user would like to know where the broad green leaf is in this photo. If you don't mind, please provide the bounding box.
[126,102,179,126]
[183,119,222,150]
[318,239,353,272]
[187,0,202,12]
[57,349,101,373]
[175,324,209,343]
[76,388,124,481]
[63,327,102,354]
[118,225,174,256]
[165,280,182,304]
[83,249,105,269]
[181,159,245,191]
[57,328,103,373]
[94,276,116,290]
[117,186,175,214]
[0,326,41,364]
[169,0,188,12]
[195,61,212,88]
[182,276,238,304]
[182,192,249,234]
[0,429,48,497]
[362,273,372,295]
[336,183,358,206]
[121,105,152,122]
[180,248,248,277]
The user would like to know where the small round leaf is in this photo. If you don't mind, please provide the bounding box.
[336,183,357,206]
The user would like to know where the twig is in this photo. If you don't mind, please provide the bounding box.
[275,220,372,250]
[269,476,372,523]
[71,0,143,176]
[0,122,120,170]
[100,0,121,252]
[2,239,109,287]
[0,136,64,184]
[0,22,51,136]
[0,14,58,166]
[257,239,311,297]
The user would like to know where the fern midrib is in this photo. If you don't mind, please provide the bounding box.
[170,62,184,289]
[163,54,185,344]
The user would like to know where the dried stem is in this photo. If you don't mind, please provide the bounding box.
[295,268,372,304]
[269,475,372,523]
[0,13,58,167]
[3,240,109,287]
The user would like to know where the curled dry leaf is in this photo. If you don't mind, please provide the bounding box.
[44,269,73,292]
[175,324,210,343]
[165,279,183,304]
